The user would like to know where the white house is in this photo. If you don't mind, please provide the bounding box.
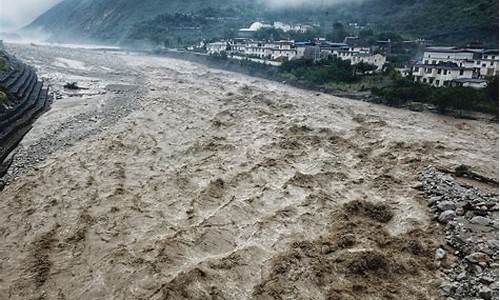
[333,49,386,72]
[349,53,386,72]
[412,62,475,87]
[206,42,229,54]
[319,42,349,59]
[422,47,477,65]
[421,47,499,79]
[477,49,499,77]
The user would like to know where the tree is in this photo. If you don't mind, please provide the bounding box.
[359,29,374,39]
[332,22,347,43]
[485,75,499,101]
[376,32,403,42]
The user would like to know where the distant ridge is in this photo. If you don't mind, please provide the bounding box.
[24,0,499,47]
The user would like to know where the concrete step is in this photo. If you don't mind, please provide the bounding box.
[17,69,36,98]
[0,74,40,121]
[0,68,15,84]
[0,84,49,163]
[10,67,32,95]
[0,81,42,130]
[4,65,26,89]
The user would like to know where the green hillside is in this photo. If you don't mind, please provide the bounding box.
[25,0,259,43]
[341,0,499,46]
[24,0,498,47]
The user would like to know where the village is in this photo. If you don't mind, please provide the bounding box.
[195,22,499,90]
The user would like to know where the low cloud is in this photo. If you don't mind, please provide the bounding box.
[263,0,364,8]
[0,0,62,32]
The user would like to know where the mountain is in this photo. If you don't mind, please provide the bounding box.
[24,0,260,43]
[24,0,498,46]
[340,0,499,46]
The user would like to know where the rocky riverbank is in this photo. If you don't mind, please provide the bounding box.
[420,166,499,299]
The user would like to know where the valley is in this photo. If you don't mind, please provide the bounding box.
[0,43,497,299]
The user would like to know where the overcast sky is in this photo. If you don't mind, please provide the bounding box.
[0,0,62,32]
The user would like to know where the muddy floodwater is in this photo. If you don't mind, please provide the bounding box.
[0,44,498,299]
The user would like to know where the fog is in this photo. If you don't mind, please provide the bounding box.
[263,0,364,8]
[0,0,62,32]
[0,0,363,33]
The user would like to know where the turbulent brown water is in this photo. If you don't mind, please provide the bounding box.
[0,44,498,299]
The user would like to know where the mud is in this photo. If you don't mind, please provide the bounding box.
[253,202,441,300]
[0,43,498,299]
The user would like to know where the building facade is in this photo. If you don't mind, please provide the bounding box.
[412,62,475,87]
[205,38,386,71]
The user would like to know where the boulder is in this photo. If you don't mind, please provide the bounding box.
[470,216,492,226]
[439,210,457,223]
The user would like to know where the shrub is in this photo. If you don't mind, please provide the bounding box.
[372,76,499,115]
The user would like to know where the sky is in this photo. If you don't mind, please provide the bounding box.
[0,0,62,32]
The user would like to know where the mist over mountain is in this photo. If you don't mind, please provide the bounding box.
[23,0,499,46]
[0,0,61,32]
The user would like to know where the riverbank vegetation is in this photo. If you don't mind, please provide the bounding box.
[205,53,499,116]
[372,76,499,115]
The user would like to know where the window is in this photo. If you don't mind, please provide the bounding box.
[432,60,436,64]
[437,69,442,74]
[477,61,481,65]
[443,70,448,75]
[482,64,487,67]
[425,60,429,64]
[491,61,494,66]
[414,67,419,72]
[460,70,464,75]
[429,78,434,83]
[423,78,427,83]
[435,80,440,86]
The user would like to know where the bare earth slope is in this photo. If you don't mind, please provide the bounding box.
[0,44,498,299]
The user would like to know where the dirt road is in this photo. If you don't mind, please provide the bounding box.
[0,44,498,299]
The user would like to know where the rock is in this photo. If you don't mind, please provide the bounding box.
[480,276,495,284]
[479,287,492,300]
[428,196,442,206]
[455,206,465,216]
[440,282,455,296]
[436,248,447,260]
[419,168,498,300]
[465,252,490,264]
[439,210,457,223]
[438,201,456,211]
[456,272,467,280]
[413,182,423,190]
[470,264,483,274]
[470,216,492,226]
[486,240,498,250]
